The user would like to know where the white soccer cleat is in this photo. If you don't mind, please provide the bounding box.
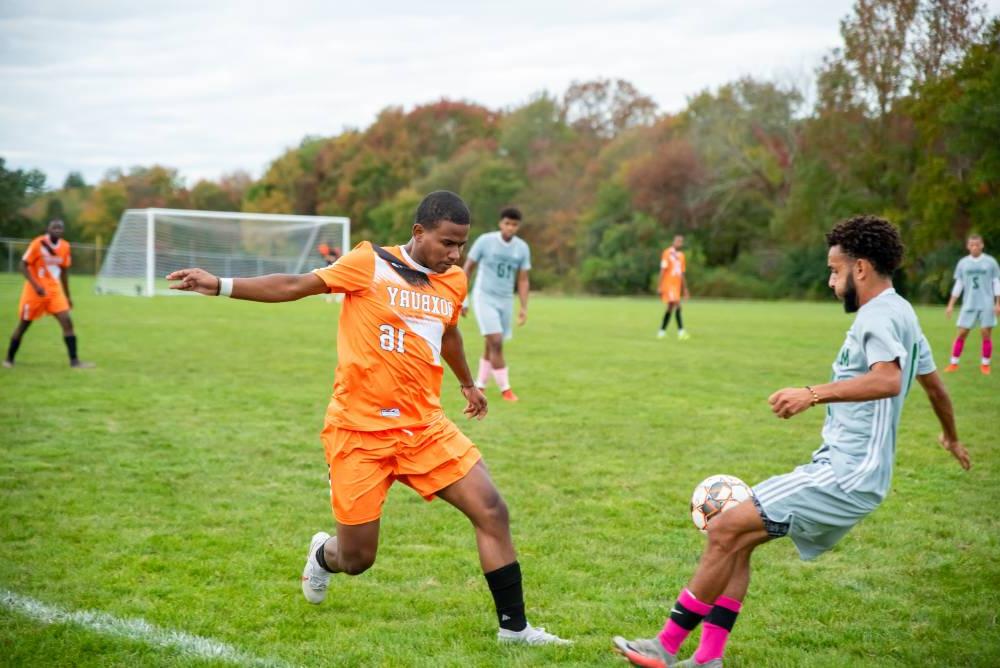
[497,623,572,645]
[657,330,666,339]
[301,531,332,604]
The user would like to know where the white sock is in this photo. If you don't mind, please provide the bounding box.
[476,358,492,388]
[951,356,961,365]
[492,366,511,392]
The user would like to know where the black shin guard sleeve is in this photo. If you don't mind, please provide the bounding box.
[661,308,673,330]
[484,561,527,632]
[705,604,739,631]
[669,600,706,631]
[675,307,684,330]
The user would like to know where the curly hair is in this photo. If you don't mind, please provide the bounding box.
[499,207,522,221]
[825,215,904,277]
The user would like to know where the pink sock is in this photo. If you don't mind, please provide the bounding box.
[658,589,713,655]
[984,339,993,364]
[492,366,510,391]
[693,595,743,663]
[952,337,965,360]
[476,358,492,387]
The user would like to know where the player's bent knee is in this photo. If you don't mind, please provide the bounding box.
[340,552,376,575]
[338,545,377,575]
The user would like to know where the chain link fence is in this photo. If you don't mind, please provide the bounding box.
[1,237,104,275]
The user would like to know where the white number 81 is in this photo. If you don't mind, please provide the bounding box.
[379,324,405,353]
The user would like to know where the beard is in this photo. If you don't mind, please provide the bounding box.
[842,273,860,313]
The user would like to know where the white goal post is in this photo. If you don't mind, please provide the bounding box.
[95,208,350,296]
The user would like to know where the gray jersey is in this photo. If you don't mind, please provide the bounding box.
[813,288,935,499]
[468,231,531,299]
[953,254,1000,311]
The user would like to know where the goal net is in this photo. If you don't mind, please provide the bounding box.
[95,208,350,296]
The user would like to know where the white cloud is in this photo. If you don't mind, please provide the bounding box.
[3,0,994,188]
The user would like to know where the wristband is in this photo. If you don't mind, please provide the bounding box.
[459,383,475,390]
[804,385,820,406]
[218,277,234,297]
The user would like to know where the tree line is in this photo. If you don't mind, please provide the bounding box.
[2,0,996,301]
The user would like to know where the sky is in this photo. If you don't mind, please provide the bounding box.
[1,0,993,188]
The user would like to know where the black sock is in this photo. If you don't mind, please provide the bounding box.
[314,543,334,573]
[484,561,527,632]
[64,335,78,362]
[675,307,684,330]
[6,337,22,362]
[661,308,673,330]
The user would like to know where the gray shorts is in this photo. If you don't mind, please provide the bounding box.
[473,292,513,340]
[957,308,996,329]
[752,461,880,561]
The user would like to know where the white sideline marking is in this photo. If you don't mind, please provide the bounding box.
[1,589,293,667]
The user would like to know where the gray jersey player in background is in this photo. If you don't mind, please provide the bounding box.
[944,234,1000,375]
[613,215,970,668]
[462,207,531,402]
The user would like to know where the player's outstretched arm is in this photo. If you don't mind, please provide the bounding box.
[916,371,970,470]
[166,268,327,303]
[769,361,902,419]
[441,324,487,420]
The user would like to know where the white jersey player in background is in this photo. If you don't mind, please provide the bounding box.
[944,234,1000,375]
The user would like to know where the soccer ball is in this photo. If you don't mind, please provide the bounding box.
[690,474,753,533]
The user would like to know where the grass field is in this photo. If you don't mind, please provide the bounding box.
[1,274,998,667]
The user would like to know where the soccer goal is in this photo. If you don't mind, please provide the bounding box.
[95,208,350,296]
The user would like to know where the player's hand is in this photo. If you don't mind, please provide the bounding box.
[768,387,814,419]
[461,306,468,318]
[461,385,488,421]
[994,303,1000,317]
[945,304,953,319]
[518,308,527,326]
[939,434,970,470]
[33,284,46,297]
[166,268,219,296]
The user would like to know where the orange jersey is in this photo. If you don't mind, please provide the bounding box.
[312,241,467,431]
[659,248,685,288]
[23,235,71,289]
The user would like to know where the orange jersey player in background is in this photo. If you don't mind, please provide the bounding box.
[167,191,569,646]
[657,234,690,340]
[4,219,93,369]
[317,241,342,266]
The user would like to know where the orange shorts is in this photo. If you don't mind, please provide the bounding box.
[660,283,682,303]
[17,283,69,321]
[321,417,482,525]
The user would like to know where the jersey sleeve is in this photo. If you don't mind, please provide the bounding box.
[916,334,936,375]
[312,242,373,294]
[953,259,963,280]
[859,311,907,369]
[21,238,40,264]
[660,250,668,270]
[468,235,485,263]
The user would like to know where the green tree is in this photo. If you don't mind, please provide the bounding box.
[0,158,46,237]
